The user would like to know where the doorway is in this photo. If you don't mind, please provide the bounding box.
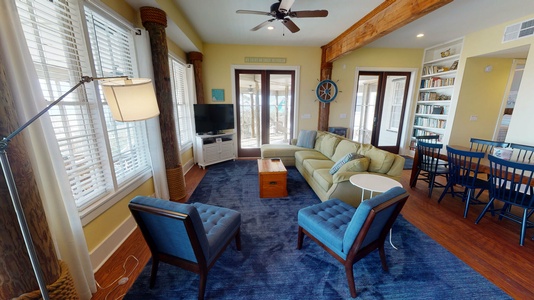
[494,59,525,142]
[352,71,410,154]
[235,69,295,157]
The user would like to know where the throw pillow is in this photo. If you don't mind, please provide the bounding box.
[296,130,317,149]
[330,153,364,175]
[337,157,370,173]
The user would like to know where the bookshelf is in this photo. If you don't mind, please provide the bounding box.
[410,38,464,151]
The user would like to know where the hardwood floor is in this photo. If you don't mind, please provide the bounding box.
[92,165,534,299]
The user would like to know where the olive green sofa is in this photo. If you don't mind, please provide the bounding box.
[261,131,405,207]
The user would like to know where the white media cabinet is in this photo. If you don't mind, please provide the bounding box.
[194,133,236,169]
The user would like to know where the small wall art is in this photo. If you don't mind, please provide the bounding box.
[211,89,225,102]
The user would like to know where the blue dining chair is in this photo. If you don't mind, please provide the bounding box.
[475,155,534,246]
[129,196,242,300]
[411,141,449,197]
[438,146,489,218]
[510,143,534,163]
[469,137,509,154]
[297,187,409,298]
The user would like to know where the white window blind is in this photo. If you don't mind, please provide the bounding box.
[169,56,193,148]
[15,0,152,211]
[85,7,151,186]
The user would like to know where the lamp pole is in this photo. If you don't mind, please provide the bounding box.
[0,75,127,299]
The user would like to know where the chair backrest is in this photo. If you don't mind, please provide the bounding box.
[470,137,509,154]
[510,143,534,163]
[417,141,444,172]
[342,187,408,254]
[129,196,209,263]
[446,145,485,188]
[488,155,534,208]
[415,135,441,144]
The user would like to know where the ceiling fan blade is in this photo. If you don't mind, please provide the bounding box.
[251,19,275,31]
[282,18,300,33]
[278,0,295,13]
[290,10,329,18]
[236,10,272,16]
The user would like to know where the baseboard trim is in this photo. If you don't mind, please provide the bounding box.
[90,215,136,272]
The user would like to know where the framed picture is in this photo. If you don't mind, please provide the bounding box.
[211,89,225,102]
[450,60,459,70]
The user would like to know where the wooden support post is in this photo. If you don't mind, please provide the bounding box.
[140,7,186,202]
[0,49,62,299]
[187,51,205,104]
[317,49,333,132]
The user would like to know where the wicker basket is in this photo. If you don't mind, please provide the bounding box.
[16,260,79,299]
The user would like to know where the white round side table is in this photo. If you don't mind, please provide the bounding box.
[350,173,403,249]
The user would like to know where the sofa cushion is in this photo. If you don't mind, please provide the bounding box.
[296,130,317,149]
[318,134,342,159]
[313,169,334,192]
[261,144,307,158]
[329,152,364,175]
[363,147,396,173]
[295,150,329,163]
[314,131,327,151]
[303,159,335,176]
[337,157,370,173]
[332,140,361,162]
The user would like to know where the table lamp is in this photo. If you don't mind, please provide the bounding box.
[0,76,160,299]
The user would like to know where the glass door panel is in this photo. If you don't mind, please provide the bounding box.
[235,70,295,157]
[377,75,407,149]
[353,75,378,144]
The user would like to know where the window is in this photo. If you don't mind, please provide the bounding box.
[169,55,193,149]
[15,0,152,218]
[388,79,404,131]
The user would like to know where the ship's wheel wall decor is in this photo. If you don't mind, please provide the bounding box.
[316,79,339,103]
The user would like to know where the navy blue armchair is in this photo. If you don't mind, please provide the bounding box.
[129,196,241,300]
[297,187,409,298]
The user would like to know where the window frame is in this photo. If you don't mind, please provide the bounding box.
[168,53,194,153]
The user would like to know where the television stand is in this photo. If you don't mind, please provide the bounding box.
[194,132,236,169]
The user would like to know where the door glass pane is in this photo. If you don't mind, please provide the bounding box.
[378,75,407,147]
[239,74,262,149]
[269,74,292,144]
[352,75,378,143]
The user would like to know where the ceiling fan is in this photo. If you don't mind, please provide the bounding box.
[236,0,328,33]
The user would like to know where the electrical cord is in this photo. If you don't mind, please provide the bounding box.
[95,255,139,300]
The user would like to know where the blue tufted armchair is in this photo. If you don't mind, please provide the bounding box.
[297,187,408,298]
[129,196,241,300]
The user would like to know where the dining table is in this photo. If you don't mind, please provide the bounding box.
[409,144,533,187]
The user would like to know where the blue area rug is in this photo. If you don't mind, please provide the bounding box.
[125,160,509,299]
[402,155,414,170]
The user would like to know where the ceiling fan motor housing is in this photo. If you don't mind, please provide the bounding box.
[271,2,287,19]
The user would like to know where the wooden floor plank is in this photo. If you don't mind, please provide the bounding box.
[92,165,534,299]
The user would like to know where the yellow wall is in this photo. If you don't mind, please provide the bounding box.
[448,57,513,146]
[450,13,534,146]
[330,48,424,129]
[202,44,322,130]
[83,178,155,250]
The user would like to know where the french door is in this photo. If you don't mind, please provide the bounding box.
[235,70,295,157]
[352,71,410,154]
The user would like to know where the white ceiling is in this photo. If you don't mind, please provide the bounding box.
[125,0,534,53]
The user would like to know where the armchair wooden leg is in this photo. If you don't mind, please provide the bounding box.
[378,244,389,271]
[344,263,357,298]
[198,270,207,300]
[297,226,304,249]
[149,258,159,288]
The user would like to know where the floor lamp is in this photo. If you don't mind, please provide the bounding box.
[0,76,159,299]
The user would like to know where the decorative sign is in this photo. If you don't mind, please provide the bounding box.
[211,89,225,101]
[244,57,287,63]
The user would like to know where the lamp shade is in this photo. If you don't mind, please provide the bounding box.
[101,78,160,122]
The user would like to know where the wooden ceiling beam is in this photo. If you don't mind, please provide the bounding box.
[321,0,453,63]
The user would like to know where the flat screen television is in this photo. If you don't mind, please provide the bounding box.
[193,104,235,135]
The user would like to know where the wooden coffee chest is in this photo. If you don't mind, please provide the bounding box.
[257,158,288,198]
